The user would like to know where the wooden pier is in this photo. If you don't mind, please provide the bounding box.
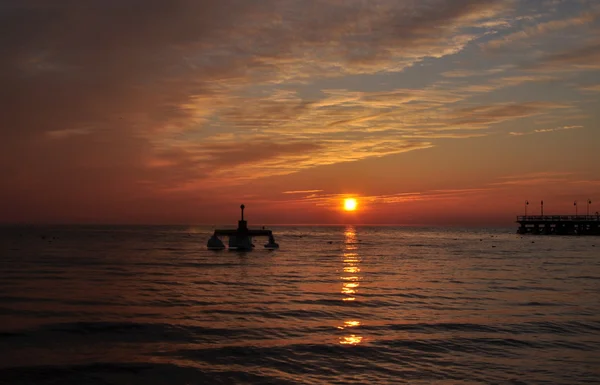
[516,215,600,235]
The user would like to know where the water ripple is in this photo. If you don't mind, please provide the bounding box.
[1,225,599,384]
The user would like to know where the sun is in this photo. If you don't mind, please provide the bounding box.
[344,198,357,211]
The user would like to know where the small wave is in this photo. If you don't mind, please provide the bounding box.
[515,301,562,307]
[570,275,600,280]
[512,320,600,335]
[3,322,195,344]
[291,298,395,308]
[0,331,25,338]
[0,296,61,304]
[0,362,294,385]
[383,322,500,333]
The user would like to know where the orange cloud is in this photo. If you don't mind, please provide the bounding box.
[509,125,583,136]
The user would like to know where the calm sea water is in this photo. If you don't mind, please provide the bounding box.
[1,225,599,384]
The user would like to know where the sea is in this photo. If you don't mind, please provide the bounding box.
[1,225,599,384]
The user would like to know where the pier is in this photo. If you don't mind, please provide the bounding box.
[516,215,600,235]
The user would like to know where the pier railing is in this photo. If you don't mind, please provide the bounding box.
[517,215,600,222]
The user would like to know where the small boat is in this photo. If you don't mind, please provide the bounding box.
[207,204,279,251]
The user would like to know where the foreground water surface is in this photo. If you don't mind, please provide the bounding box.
[1,225,599,384]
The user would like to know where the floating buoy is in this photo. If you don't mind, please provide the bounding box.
[207,234,225,250]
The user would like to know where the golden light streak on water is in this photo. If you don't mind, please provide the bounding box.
[342,286,356,295]
[339,226,363,344]
[339,335,363,345]
[337,320,361,330]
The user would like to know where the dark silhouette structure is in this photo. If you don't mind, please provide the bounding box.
[207,204,279,250]
[517,214,600,235]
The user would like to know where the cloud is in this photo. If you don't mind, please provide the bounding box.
[1,1,513,180]
[483,11,598,51]
[366,187,494,204]
[182,85,573,181]
[509,125,583,136]
[46,127,96,139]
[444,101,569,129]
[274,167,597,212]
[497,171,575,179]
[203,89,570,179]
[208,139,435,182]
[142,139,328,191]
[490,171,575,186]
[440,67,511,77]
[3,0,595,223]
[578,84,600,92]
[528,40,600,72]
[534,125,583,133]
[282,189,323,194]
[280,186,498,208]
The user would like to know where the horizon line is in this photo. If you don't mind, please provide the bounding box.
[0,222,515,228]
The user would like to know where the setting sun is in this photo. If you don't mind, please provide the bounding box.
[344,198,357,211]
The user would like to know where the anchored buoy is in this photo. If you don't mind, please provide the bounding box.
[207,234,225,250]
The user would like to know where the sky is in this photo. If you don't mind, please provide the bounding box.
[1,0,599,226]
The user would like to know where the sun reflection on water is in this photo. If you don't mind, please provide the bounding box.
[340,320,361,328]
[338,226,364,344]
[338,320,361,330]
[339,335,363,345]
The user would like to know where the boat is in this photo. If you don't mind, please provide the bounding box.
[207,204,279,250]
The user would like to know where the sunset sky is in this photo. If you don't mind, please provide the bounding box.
[1,0,599,226]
